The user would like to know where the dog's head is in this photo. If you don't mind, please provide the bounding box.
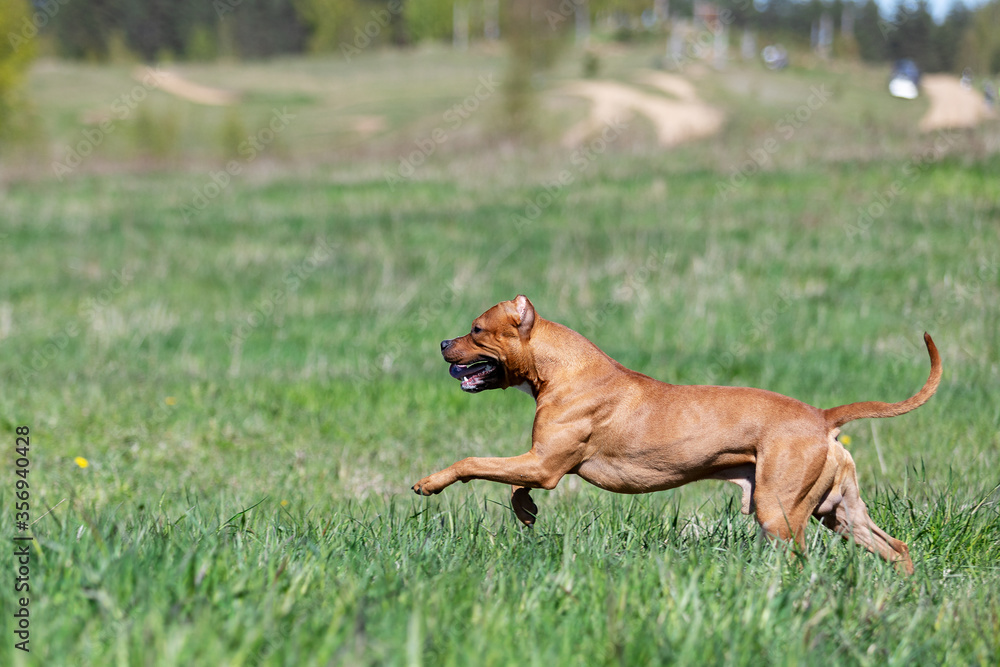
[440,295,537,393]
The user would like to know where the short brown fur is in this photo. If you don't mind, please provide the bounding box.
[413,296,941,574]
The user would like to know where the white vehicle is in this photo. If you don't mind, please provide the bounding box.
[889,59,920,100]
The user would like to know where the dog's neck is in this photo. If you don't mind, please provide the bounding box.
[515,318,619,398]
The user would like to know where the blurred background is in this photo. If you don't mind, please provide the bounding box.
[2,1,1000,663]
[0,0,998,172]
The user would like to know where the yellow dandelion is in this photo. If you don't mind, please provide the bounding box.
[280,500,289,507]
[74,457,89,469]
[165,396,177,406]
[840,435,852,447]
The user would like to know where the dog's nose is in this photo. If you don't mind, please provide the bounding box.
[440,339,453,351]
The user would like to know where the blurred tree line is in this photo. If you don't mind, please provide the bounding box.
[4,0,1000,73]
[704,0,997,74]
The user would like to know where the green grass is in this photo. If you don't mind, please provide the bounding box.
[1,48,999,665]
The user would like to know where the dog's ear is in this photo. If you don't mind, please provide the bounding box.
[513,295,535,338]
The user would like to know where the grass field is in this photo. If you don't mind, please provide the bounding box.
[1,44,999,665]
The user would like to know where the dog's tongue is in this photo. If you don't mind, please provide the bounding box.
[450,363,486,379]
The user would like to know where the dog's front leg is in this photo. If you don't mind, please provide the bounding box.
[412,451,568,496]
[511,486,538,525]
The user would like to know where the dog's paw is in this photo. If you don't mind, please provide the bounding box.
[412,478,442,496]
[511,487,538,526]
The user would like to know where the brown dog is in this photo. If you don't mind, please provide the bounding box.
[413,296,941,573]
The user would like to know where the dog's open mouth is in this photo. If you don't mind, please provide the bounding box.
[449,360,500,392]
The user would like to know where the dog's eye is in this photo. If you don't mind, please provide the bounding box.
[472,326,482,335]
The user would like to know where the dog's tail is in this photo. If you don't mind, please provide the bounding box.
[823,333,941,428]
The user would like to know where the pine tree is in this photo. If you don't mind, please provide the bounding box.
[854,0,888,62]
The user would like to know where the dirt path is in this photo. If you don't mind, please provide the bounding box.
[560,71,724,148]
[919,74,994,132]
[135,68,239,106]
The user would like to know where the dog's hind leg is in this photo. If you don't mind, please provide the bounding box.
[753,436,838,553]
[814,447,914,574]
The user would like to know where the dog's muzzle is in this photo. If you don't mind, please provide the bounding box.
[448,361,500,392]
[440,339,501,392]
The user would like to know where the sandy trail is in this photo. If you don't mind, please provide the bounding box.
[134,68,239,106]
[560,71,724,148]
[919,74,994,132]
